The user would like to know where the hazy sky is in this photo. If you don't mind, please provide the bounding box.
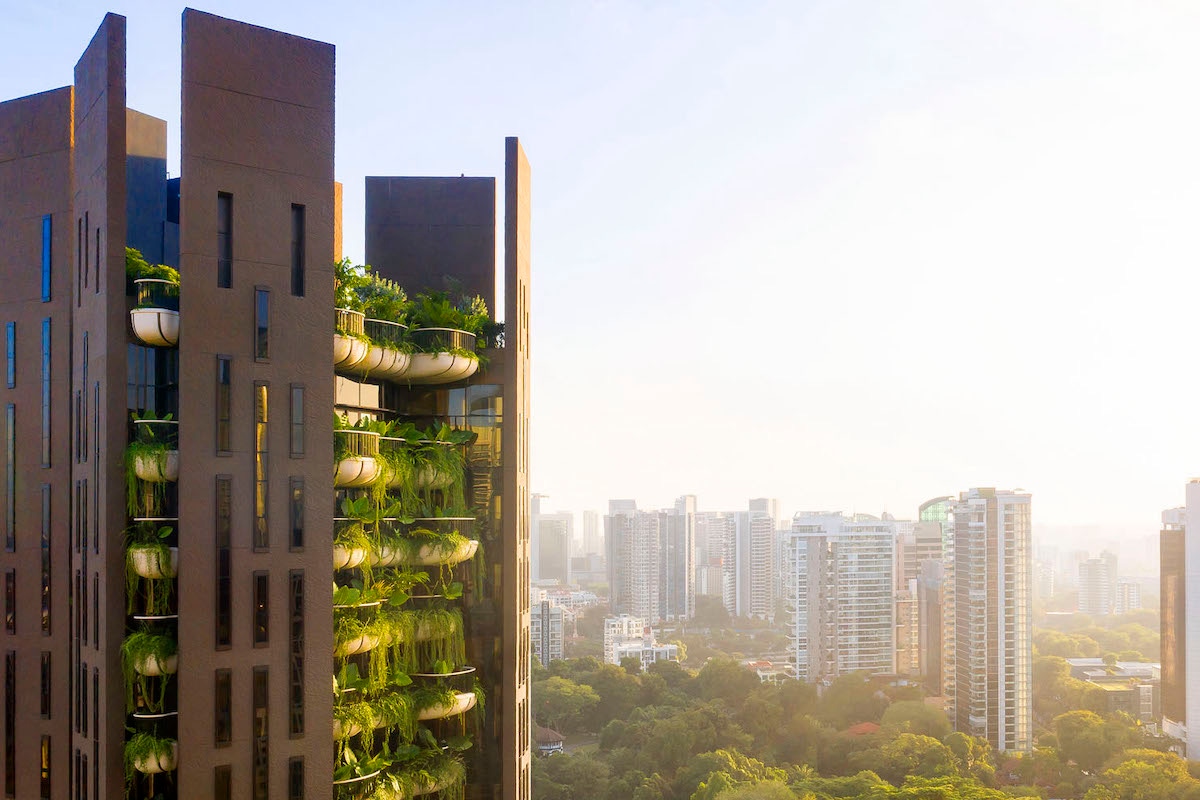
[4,1,1199,537]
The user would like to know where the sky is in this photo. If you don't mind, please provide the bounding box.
[3,1,1200,550]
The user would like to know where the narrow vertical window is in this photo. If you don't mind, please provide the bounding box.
[39,735,49,800]
[39,653,50,718]
[79,663,86,736]
[40,319,50,467]
[91,669,98,737]
[78,753,85,800]
[216,356,232,453]
[214,669,232,746]
[289,570,304,736]
[92,574,98,647]
[41,215,51,302]
[3,653,12,798]
[92,740,97,800]
[4,324,12,388]
[288,757,304,800]
[291,204,305,297]
[4,572,13,634]
[253,384,268,550]
[77,218,83,299]
[252,667,269,800]
[254,289,270,361]
[289,479,304,551]
[3,405,12,551]
[94,229,100,294]
[216,477,232,648]
[215,765,231,800]
[217,193,232,288]
[253,572,269,646]
[40,486,50,634]
[289,385,304,457]
[81,333,88,461]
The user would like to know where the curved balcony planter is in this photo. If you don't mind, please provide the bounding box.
[404,328,479,384]
[335,429,382,488]
[415,463,454,490]
[361,319,412,379]
[400,517,475,539]
[411,666,476,679]
[133,652,178,677]
[131,741,177,775]
[334,633,381,658]
[129,546,178,580]
[371,539,478,568]
[333,546,369,571]
[133,450,179,482]
[416,691,477,721]
[335,309,369,370]
[130,279,180,348]
[332,769,380,800]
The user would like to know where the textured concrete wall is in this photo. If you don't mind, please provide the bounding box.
[0,83,75,800]
[177,9,335,797]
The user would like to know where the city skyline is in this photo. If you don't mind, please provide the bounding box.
[4,2,1200,533]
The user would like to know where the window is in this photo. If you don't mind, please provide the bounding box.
[92,669,98,740]
[92,574,98,647]
[288,757,304,800]
[4,572,13,634]
[253,572,269,646]
[3,652,12,798]
[3,405,12,551]
[289,479,304,551]
[81,333,87,461]
[289,385,304,457]
[252,667,269,800]
[40,736,49,800]
[79,753,86,800]
[253,384,268,550]
[79,662,86,736]
[215,765,231,800]
[41,215,51,303]
[216,477,232,648]
[214,669,232,746]
[39,653,50,718]
[94,229,99,294]
[216,356,231,453]
[77,219,83,300]
[4,324,12,388]
[217,193,232,288]
[254,288,270,360]
[291,204,305,297]
[289,570,304,736]
[40,319,50,467]
[40,486,49,634]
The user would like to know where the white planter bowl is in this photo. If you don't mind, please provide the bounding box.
[133,451,179,483]
[133,742,177,774]
[130,308,180,348]
[414,464,453,490]
[357,344,411,379]
[333,546,368,571]
[134,652,178,677]
[334,633,380,657]
[333,334,368,370]
[130,546,178,580]
[371,539,478,568]
[417,691,477,721]
[335,456,381,488]
[403,352,479,385]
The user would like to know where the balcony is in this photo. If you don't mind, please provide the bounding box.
[129,278,180,347]
[334,429,382,488]
[334,308,370,370]
[405,328,479,384]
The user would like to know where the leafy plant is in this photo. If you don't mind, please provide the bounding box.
[334,258,371,313]
[125,412,177,516]
[125,523,174,615]
[358,274,410,325]
[368,750,466,800]
[125,247,180,283]
[123,731,176,786]
[120,630,177,714]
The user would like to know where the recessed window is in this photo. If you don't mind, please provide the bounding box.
[217,193,232,288]
[39,653,50,719]
[252,667,269,800]
[40,486,50,635]
[288,757,304,800]
[215,477,232,648]
[289,479,304,551]
[41,215,51,303]
[291,204,305,297]
[216,356,231,453]
[254,289,270,361]
[4,323,12,388]
[215,765,231,800]
[39,736,49,800]
[4,571,13,634]
[4,652,12,797]
[289,570,304,736]
[253,384,269,550]
[289,385,304,457]
[3,405,12,552]
[214,669,232,746]
[40,319,50,467]
[253,572,269,646]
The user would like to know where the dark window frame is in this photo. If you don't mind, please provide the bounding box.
[214,669,232,747]
[289,384,304,458]
[288,756,304,800]
[216,356,232,454]
[217,193,233,289]
[215,476,232,649]
[288,570,304,737]
[40,319,50,467]
[39,652,50,719]
[253,571,269,647]
[252,667,269,800]
[289,478,304,552]
[40,485,50,635]
[4,571,13,635]
[253,383,269,550]
[41,215,51,303]
[3,405,11,552]
[290,204,306,297]
[254,287,270,362]
[4,323,12,388]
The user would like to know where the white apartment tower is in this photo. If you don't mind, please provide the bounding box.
[951,488,1033,753]
[1078,557,1113,615]
[735,499,779,619]
[785,513,895,681]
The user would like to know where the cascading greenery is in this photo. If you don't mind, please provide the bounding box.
[125,523,175,616]
[120,630,177,714]
[124,411,176,517]
[125,247,180,284]
[123,731,176,787]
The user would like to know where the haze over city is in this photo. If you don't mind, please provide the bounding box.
[4,1,1198,532]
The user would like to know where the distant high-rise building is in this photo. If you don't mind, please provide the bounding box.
[532,495,572,585]
[785,512,895,681]
[1079,557,1113,615]
[736,499,778,619]
[605,500,693,623]
[951,488,1033,753]
[1161,502,1189,750]
[581,509,602,556]
[917,560,945,689]
[896,520,942,676]
[919,496,956,711]
[696,511,735,603]
[1115,579,1141,614]
[531,600,565,665]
